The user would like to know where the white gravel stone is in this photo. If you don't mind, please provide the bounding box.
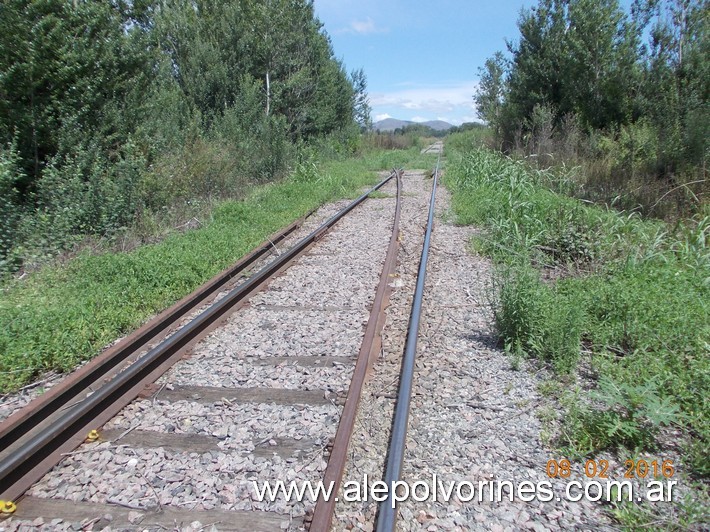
[332,170,618,531]
[12,177,399,531]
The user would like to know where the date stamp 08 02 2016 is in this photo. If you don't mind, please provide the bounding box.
[546,458,675,480]
[545,458,678,503]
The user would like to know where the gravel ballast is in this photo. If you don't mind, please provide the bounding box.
[332,170,618,531]
[2,179,398,531]
[4,164,676,531]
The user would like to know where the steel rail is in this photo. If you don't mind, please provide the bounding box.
[0,171,397,503]
[376,158,440,532]
[309,170,402,531]
[0,213,311,455]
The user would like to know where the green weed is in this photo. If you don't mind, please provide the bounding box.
[560,378,679,453]
[610,488,710,531]
[0,150,391,393]
[445,143,709,480]
[495,266,583,373]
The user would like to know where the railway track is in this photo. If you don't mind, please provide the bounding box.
[0,158,441,531]
[376,157,439,532]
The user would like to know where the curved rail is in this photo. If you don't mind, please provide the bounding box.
[0,170,399,504]
[376,158,440,531]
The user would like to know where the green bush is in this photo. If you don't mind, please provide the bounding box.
[5,141,148,271]
[562,378,679,454]
[0,144,23,269]
[0,147,394,392]
[495,266,583,372]
[447,146,709,476]
[444,128,491,154]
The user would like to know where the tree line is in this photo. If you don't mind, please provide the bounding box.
[475,0,707,217]
[0,0,369,272]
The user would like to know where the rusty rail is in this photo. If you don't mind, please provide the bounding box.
[0,215,310,456]
[309,170,403,531]
[0,171,398,504]
[376,158,440,531]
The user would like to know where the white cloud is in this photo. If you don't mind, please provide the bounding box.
[410,116,428,123]
[370,81,479,116]
[351,18,376,34]
[374,113,392,121]
[335,17,388,35]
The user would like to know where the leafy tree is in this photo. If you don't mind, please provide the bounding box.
[152,0,354,139]
[350,68,372,130]
[475,0,707,217]
[474,52,507,141]
[634,0,708,171]
[505,0,570,132]
[480,0,706,158]
[237,0,353,138]
[503,0,638,132]
[0,0,153,189]
[566,0,640,129]
[0,0,363,271]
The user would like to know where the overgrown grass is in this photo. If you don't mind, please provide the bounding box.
[359,145,437,172]
[445,144,709,482]
[0,148,417,393]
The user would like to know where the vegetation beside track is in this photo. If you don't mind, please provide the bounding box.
[0,0,376,278]
[445,133,708,525]
[0,147,434,394]
[474,0,707,220]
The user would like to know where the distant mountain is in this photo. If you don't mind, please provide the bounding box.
[422,120,454,131]
[372,118,412,131]
[372,118,453,132]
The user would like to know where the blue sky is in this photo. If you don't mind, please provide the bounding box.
[313,0,634,126]
[313,0,538,125]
